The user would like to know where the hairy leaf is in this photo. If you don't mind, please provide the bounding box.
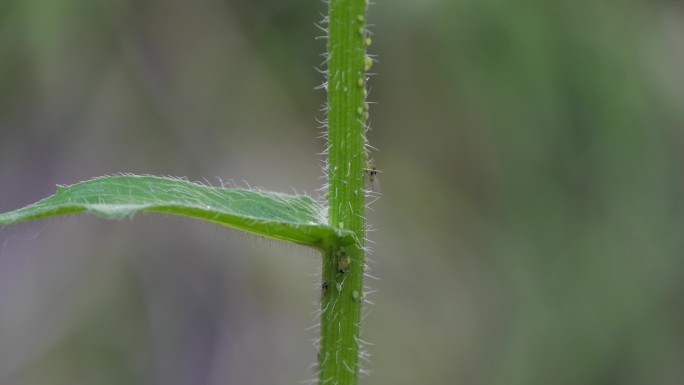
[0,175,354,249]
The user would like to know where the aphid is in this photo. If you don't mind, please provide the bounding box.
[352,290,359,301]
[338,255,351,273]
[364,56,373,72]
[335,281,343,292]
[322,281,329,297]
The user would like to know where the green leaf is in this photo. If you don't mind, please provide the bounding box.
[0,175,354,250]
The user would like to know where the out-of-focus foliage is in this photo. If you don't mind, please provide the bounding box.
[0,0,682,384]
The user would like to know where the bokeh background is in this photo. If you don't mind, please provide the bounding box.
[1,0,683,384]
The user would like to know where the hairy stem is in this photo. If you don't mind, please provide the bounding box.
[319,0,369,384]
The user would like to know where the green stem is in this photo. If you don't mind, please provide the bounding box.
[320,0,370,384]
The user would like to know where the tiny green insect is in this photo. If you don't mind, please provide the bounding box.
[364,56,373,72]
[338,255,351,273]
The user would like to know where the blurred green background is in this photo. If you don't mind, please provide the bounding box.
[1,0,683,384]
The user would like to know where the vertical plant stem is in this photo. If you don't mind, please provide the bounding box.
[320,0,369,384]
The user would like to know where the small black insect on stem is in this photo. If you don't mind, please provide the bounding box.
[322,281,329,297]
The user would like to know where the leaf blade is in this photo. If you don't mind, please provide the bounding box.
[0,175,354,249]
